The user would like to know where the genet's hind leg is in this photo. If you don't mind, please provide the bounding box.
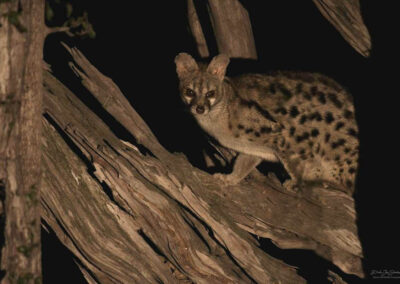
[278,154,302,192]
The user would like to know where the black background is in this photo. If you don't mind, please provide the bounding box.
[43,1,399,283]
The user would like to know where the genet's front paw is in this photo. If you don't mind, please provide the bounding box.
[213,173,240,186]
[283,179,300,192]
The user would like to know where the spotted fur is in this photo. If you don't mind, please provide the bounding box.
[175,53,359,193]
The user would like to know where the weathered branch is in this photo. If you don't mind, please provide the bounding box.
[40,45,364,282]
[42,62,303,284]
[187,0,210,58]
[188,0,257,59]
[312,0,371,57]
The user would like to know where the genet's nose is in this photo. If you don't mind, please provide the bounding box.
[196,105,205,114]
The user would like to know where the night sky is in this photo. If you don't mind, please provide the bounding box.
[43,1,399,283]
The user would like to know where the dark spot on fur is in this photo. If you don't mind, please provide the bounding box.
[260,126,272,134]
[308,141,314,147]
[280,138,285,147]
[277,83,292,99]
[309,112,322,121]
[346,159,352,165]
[311,128,319,137]
[254,132,260,137]
[310,86,318,95]
[325,112,334,124]
[248,138,254,142]
[328,93,343,108]
[296,132,309,142]
[335,122,345,130]
[303,92,312,101]
[237,124,244,130]
[340,168,344,173]
[289,106,300,117]
[289,126,296,136]
[335,155,340,161]
[234,133,240,138]
[239,99,277,122]
[344,110,353,119]
[349,167,356,174]
[346,180,353,188]
[299,148,305,155]
[296,83,303,93]
[347,128,358,137]
[275,107,287,115]
[245,128,253,134]
[299,115,307,124]
[325,133,331,143]
[318,92,326,104]
[331,138,346,149]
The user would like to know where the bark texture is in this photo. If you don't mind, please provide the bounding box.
[0,1,44,282]
[312,0,371,57]
[188,0,257,59]
[207,0,257,59]
[40,45,364,283]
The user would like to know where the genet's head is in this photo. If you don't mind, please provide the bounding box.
[175,53,230,115]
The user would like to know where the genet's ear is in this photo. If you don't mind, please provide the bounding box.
[207,54,230,81]
[175,53,199,80]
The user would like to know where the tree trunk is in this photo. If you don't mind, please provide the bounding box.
[0,1,44,283]
[39,45,363,283]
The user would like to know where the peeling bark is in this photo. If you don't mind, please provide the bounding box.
[40,46,364,282]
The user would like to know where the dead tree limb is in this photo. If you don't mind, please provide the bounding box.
[312,0,371,57]
[40,46,364,282]
[188,0,257,59]
[187,0,210,58]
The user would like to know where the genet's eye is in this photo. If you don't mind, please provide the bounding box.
[206,90,215,98]
[186,88,195,97]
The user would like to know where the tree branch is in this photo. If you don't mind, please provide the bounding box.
[40,45,364,282]
[312,0,371,57]
[45,26,72,37]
